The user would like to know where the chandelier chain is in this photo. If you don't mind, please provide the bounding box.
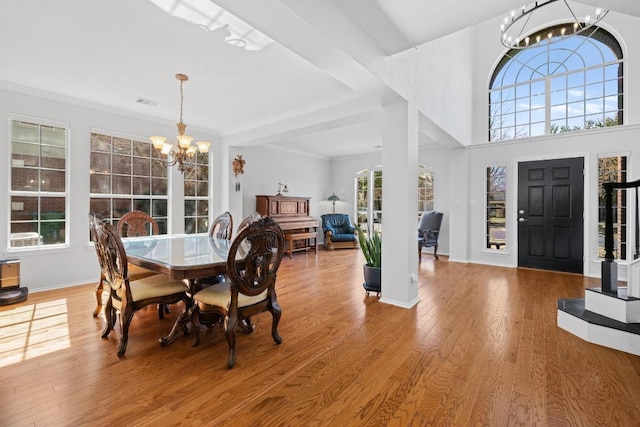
[179,78,184,125]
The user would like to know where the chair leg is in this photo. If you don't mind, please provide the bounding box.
[225,313,238,369]
[117,310,135,358]
[190,306,203,347]
[93,273,105,317]
[157,303,169,319]
[101,299,115,338]
[270,298,283,345]
[418,245,422,262]
[434,244,439,260]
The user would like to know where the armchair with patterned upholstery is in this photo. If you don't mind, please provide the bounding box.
[321,213,358,250]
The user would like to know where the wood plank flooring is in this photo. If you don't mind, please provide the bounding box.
[1,250,640,426]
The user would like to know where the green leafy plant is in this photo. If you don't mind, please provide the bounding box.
[354,223,381,268]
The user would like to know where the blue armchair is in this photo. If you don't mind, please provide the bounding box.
[321,214,358,250]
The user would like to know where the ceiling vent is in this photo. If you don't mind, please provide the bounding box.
[136,98,160,107]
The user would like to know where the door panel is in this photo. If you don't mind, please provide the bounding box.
[518,157,584,273]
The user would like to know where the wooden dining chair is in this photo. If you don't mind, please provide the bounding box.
[237,212,262,234]
[92,211,167,318]
[195,211,234,290]
[209,211,233,240]
[117,210,160,237]
[189,216,285,368]
[89,213,189,357]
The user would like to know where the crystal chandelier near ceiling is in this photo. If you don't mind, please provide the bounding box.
[149,74,210,173]
[500,0,608,49]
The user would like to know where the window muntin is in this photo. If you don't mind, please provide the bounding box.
[184,153,209,234]
[355,167,434,230]
[418,168,434,213]
[489,28,622,141]
[89,132,168,234]
[486,165,507,251]
[9,120,68,248]
[372,170,382,232]
[598,155,627,260]
[355,171,368,226]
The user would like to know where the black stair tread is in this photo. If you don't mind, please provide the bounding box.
[585,286,640,301]
[558,298,640,335]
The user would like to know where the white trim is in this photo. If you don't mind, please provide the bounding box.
[557,309,640,356]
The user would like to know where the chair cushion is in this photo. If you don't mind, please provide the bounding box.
[128,274,188,302]
[193,281,267,309]
[331,233,358,242]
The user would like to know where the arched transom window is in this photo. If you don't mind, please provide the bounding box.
[489,26,623,141]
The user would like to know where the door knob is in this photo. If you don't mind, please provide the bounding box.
[519,218,528,222]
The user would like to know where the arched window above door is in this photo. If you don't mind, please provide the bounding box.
[489,26,623,142]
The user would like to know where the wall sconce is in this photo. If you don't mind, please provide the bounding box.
[327,193,341,213]
[277,183,289,195]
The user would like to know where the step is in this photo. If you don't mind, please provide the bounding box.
[584,287,640,323]
[557,298,640,356]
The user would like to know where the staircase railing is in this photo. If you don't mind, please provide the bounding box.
[602,178,640,293]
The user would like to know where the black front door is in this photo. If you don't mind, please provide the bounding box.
[518,157,584,273]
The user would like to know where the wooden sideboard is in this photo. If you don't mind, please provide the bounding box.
[255,195,318,257]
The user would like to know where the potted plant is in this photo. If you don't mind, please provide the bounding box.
[355,223,381,295]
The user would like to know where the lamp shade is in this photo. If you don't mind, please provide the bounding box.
[327,193,341,201]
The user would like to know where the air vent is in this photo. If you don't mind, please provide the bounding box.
[136,98,160,107]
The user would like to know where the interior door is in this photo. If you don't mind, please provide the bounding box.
[518,157,584,273]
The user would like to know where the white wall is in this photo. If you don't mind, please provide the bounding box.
[330,145,451,257]
[238,145,332,238]
[0,87,222,291]
[450,9,640,278]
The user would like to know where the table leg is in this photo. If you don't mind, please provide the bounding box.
[159,280,196,347]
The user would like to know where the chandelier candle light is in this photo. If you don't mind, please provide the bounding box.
[500,0,608,49]
[150,74,210,173]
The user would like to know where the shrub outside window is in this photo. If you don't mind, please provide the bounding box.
[486,165,507,251]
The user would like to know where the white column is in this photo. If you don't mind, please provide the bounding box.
[380,101,419,308]
[168,165,184,234]
[447,148,469,263]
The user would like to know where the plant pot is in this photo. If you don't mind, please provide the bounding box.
[363,264,381,293]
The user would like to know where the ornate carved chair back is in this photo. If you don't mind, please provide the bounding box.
[237,212,262,234]
[117,211,159,237]
[189,215,285,368]
[227,216,285,298]
[209,211,233,241]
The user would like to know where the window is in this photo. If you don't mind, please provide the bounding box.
[9,119,68,248]
[372,170,382,232]
[184,154,209,234]
[89,132,168,234]
[598,155,627,260]
[355,166,434,230]
[418,167,434,213]
[489,27,623,141]
[486,165,507,251]
[355,170,368,226]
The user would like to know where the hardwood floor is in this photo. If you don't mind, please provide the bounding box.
[1,250,640,426]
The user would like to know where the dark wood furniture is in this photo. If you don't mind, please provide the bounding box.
[122,233,234,346]
[92,210,162,318]
[285,232,317,258]
[209,211,233,240]
[189,216,285,368]
[89,214,189,357]
[256,195,318,257]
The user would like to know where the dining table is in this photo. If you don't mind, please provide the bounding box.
[122,233,234,346]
